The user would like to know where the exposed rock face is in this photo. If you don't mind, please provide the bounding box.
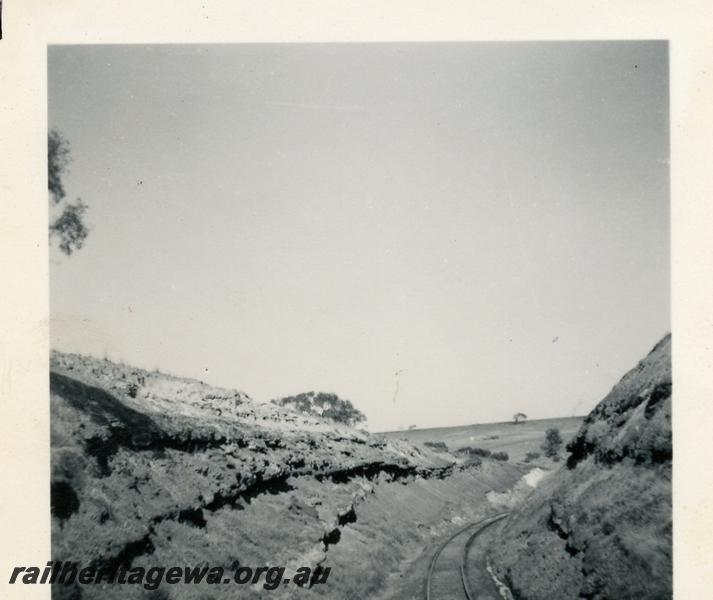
[50,352,522,599]
[489,334,672,599]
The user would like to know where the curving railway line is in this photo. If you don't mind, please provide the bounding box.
[425,512,510,600]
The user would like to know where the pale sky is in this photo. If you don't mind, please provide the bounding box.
[48,42,669,431]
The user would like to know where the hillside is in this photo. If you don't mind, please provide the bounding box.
[50,351,524,599]
[488,334,672,599]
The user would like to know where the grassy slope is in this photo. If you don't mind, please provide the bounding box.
[50,351,523,600]
[489,334,672,600]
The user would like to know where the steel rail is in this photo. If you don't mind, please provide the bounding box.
[460,513,509,600]
[425,512,509,600]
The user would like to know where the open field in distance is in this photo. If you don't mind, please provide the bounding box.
[380,416,584,462]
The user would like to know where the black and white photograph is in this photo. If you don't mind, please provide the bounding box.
[41,41,674,599]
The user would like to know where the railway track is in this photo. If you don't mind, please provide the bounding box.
[425,512,509,600]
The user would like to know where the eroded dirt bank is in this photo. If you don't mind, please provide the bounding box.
[50,352,522,599]
[488,334,672,599]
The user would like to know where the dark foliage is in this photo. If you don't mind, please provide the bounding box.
[50,200,89,255]
[51,480,80,521]
[455,446,491,458]
[513,412,527,424]
[48,129,89,255]
[48,130,71,204]
[423,440,448,452]
[271,391,366,427]
[542,427,563,458]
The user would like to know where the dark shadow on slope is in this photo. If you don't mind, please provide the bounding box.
[51,372,164,436]
[51,480,80,521]
[51,372,247,475]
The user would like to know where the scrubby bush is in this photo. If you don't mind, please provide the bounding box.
[127,383,139,398]
[492,451,509,461]
[271,392,366,427]
[524,451,541,463]
[471,447,492,457]
[452,447,484,465]
[424,441,448,452]
[455,447,492,458]
[542,427,563,458]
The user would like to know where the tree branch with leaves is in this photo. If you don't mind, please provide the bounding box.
[48,130,89,255]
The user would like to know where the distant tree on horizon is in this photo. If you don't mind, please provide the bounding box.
[272,391,367,428]
[513,412,528,424]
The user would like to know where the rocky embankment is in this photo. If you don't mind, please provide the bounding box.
[50,352,522,599]
[489,334,672,599]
